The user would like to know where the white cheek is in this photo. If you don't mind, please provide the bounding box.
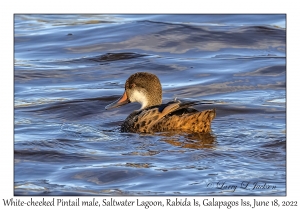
[130,90,148,109]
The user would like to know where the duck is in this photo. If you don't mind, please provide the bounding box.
[105,72,216,133]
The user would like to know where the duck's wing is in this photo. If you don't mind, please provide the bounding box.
[152,108,216,133]
[123,101,198,133]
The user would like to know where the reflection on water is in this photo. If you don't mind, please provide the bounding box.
[160,132,216,149]
[14,14,286,196]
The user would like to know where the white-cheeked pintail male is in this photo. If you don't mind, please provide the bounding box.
[105,72,216,133]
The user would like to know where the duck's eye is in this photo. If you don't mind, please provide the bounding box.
[129,83,136,89]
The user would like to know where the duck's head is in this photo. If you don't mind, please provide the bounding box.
[105,72,162,110]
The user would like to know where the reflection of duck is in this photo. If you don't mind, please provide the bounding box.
[105,72,216,133]
[161,132,216,149]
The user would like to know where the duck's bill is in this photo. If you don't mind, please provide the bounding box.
[105,91,130,110]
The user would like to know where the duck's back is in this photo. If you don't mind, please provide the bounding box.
[120,101,216,133]
[152,108,216,133]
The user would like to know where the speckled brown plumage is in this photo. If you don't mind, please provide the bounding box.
[121,102,216,133]
[106,72,216,134]
[152,108,216,133]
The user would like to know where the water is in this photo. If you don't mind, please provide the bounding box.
[14,14,286,196]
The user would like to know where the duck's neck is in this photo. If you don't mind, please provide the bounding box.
[131,89,161,110]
